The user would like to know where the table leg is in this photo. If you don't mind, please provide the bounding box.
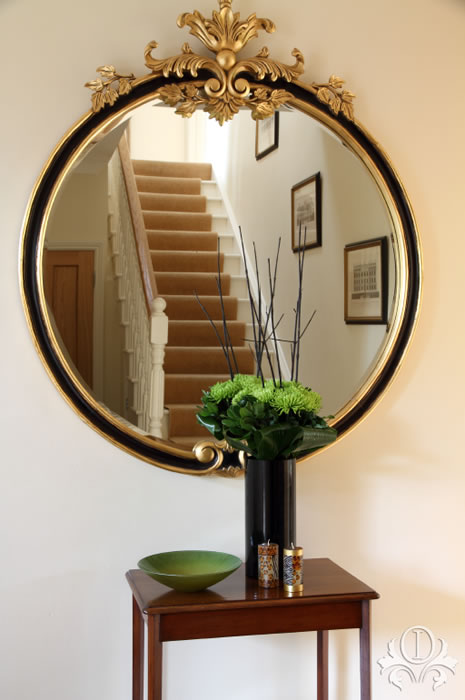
[148,615,163,700]
[360,600,371,700]
[317,630,329,700]
[132,596,144,700]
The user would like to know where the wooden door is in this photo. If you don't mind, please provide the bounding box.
[44,249,94,388]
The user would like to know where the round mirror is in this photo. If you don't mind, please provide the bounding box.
[21,72,421,475]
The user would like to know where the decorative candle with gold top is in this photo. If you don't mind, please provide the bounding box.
[283,544,304,592]
[258,541,279,588]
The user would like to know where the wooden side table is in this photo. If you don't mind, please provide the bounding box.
[126,558,379,700]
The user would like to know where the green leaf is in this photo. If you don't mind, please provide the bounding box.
[196,414,224,439]
[224,433,253,455]
[295,427,337,455]
[251,424,303,460]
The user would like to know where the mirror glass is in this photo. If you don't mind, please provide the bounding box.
[41,98,397,450]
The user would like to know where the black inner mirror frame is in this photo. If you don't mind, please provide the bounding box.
[20,71,422,476]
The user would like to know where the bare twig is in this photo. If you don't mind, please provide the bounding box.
[299,309,316,339]
[268,238,283,386]
[194,291,234,379]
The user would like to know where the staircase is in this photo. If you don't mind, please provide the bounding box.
[132,159,253,447]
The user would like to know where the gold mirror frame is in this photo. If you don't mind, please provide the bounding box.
[20,0,421,476]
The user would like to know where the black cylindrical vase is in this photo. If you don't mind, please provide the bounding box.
[245,457,296,580]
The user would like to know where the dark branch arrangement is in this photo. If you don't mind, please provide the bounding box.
[195,228,337,460]
[196,225,315,385]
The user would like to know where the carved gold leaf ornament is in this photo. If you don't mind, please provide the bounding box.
[177,3,276,58]
[85,65,136,112]
[143,0,304,125]
[312,75,356,120]
[146,42,303,124]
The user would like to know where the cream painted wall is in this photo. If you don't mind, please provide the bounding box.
[130,102,188,161]
[1,1,464,700]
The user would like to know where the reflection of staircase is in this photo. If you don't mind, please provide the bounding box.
[132,160,253,447]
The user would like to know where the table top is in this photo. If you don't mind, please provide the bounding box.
[127,558,379,615]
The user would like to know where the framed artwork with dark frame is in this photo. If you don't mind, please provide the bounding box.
[291,172,321,252]
[344,237,388,324]
[255,111,279,160]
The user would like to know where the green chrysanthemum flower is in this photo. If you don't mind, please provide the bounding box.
[208,379,238,402]
[231,388,253,405]
[207,374,262,403]
[232,374,261,392]
[252,386,275,404]
[268,382,322,415]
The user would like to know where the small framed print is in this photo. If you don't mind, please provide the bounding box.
[255,112,279,160]
[291,172,321,252]
[344,237,388,324]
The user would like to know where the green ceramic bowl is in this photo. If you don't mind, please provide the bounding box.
[138,550,242,592]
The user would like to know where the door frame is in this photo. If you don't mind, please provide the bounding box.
[44,241,105,398]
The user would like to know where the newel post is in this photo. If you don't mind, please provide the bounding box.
[149,297,168,438]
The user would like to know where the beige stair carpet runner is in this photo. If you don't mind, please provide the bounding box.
[132,159,253,447]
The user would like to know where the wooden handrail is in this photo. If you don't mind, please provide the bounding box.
[118,132,158,311]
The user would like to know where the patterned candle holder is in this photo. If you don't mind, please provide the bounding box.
[283,545,304,592]
[258,541,279,588]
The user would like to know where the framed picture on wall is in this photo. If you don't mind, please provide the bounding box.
[291,172,321,252]
[344,237,388,324]
[255,112,279,160]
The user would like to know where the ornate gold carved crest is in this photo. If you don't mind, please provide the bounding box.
[85,0,355,123]
[144,0,304,124]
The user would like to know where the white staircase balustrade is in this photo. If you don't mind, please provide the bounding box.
[107,149,168,438]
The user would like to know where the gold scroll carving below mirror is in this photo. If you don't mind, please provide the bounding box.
[21,0,421,474]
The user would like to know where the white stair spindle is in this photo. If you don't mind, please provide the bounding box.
[149,297,168,438]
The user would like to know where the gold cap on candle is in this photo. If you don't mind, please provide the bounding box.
[283,546,303,556]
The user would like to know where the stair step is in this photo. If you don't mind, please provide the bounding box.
[165,374,231,403]
[164,346,254,374]
[151,250,224,273]
[166,404,210,438]
[155,271,231,295]
[163,295,238,320]
[201,181,219,197]
[135,174,201,195]
[229,275,247,296]
[147,230,219,251]
[206,198,225,216]
[139,192,207,213]
[222,254,242,275]
[167,320,246,347]
[133,159,212,180]
[217,233,236,252]
[143,210,212,232]
[211,215,231,234]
